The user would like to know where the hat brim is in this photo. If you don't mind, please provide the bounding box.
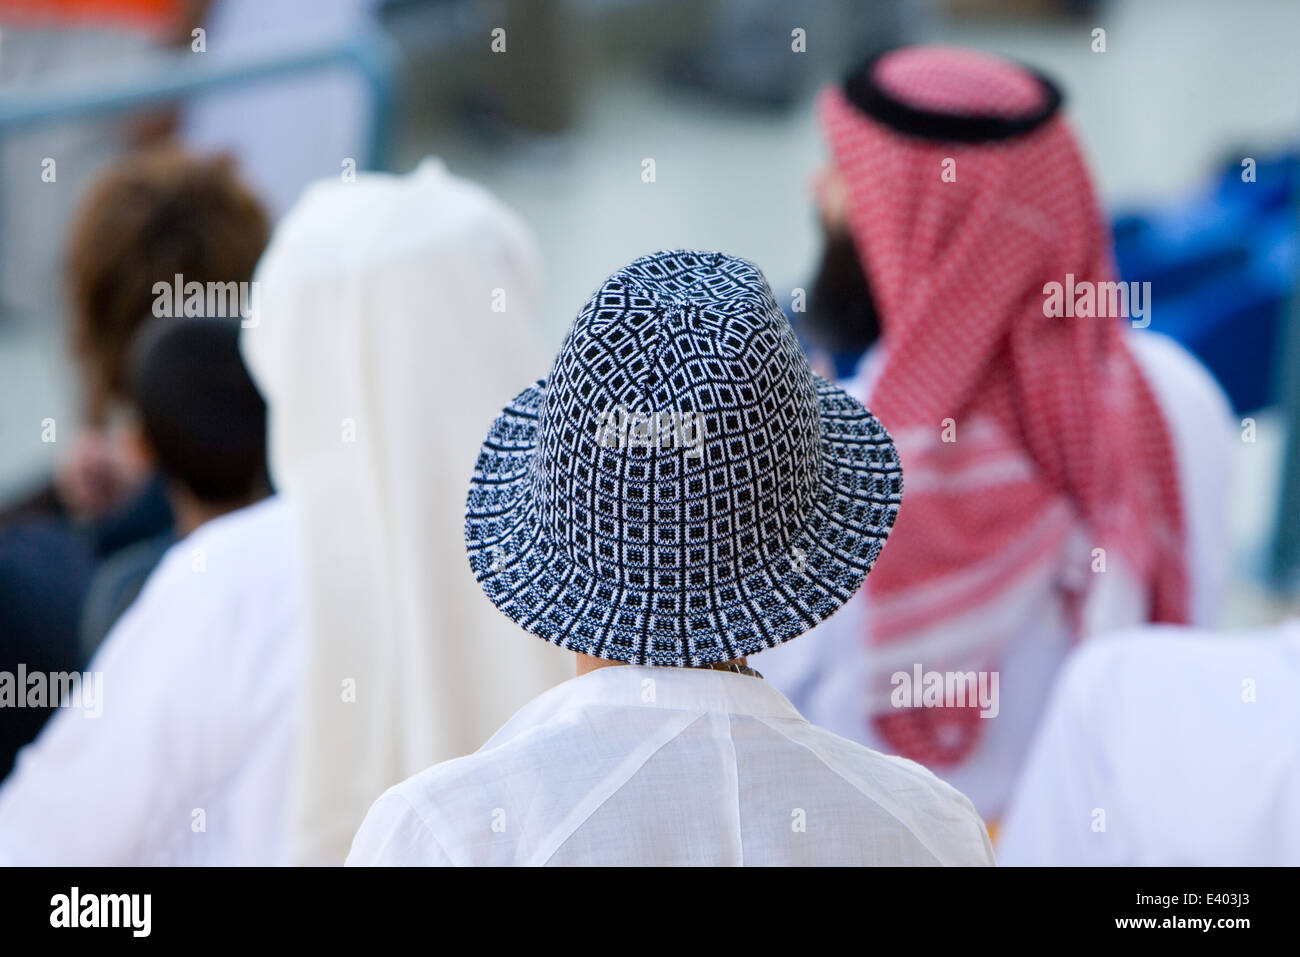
[465,374,902,666]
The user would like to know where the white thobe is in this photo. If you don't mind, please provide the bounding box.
[997,620,1300,866]
[347,664,995,866]
[0,497,300,865]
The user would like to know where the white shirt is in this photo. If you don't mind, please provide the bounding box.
[0,497,300,866]
[347,665,995,866]
[757,331,1237,820]
[997,620,1300,866]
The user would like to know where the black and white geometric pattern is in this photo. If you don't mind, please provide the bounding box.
[466,250,902,666]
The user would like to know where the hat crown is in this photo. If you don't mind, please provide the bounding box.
[534,250,822,592]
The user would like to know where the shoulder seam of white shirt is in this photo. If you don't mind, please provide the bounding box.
[530,709,709,866]
[751,713,950,865]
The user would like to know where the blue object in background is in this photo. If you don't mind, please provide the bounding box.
[1112,152,1300,414]
[784,304,866,382]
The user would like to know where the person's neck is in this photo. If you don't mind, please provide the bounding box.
[169,483,269,538]
[575,653,750,676]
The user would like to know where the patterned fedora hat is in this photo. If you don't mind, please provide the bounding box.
[465,250,902,666]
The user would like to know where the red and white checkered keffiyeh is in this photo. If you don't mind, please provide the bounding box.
[821,46,1188,766]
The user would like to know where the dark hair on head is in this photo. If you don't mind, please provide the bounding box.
[66,148,269,425]
[806,229,881,355]
[127,317,269,505]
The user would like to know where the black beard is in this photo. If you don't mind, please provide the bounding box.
[804,229,881,355]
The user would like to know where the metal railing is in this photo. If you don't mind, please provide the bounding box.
[0,25,402,170]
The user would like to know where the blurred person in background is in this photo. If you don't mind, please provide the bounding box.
[997,618,1300,865]
[0,159,571,864]
[59,147,268,524]
[0,147,268,531]
[760,45,1237,832]
[349,249,992,867]
[0,147,268,773]
[79,317,271,661]
[0,316,277,850]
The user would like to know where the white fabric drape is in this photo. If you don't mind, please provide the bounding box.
[242,159,571,865]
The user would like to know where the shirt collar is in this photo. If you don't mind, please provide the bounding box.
[481,665,805,750]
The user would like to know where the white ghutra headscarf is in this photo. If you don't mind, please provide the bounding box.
[242,159,571,864]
